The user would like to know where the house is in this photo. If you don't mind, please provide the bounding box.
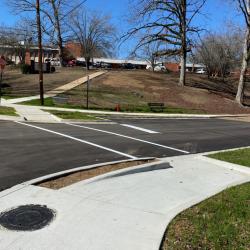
[77,57,149,69]
[165,63,179,72]
[65,42,149,69]
[165,62,206,73]
[0,44,59,65]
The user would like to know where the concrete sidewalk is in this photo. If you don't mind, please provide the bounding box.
[36,105,250,119]
[5,71,106,105]
[12,104,60,123]
[0,155,249,250]
[0,71,106,122]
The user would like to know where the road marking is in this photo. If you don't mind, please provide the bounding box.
[120,124,159,134]
[15,122,137,160]
[66,123,190,154]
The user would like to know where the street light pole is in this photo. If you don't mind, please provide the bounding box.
[36,0,44,106]
[86,75,89,109]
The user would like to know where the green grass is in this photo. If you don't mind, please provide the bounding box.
[46,110,100,120]
[209,148,250,167]
[2,96,18,100]
[21,97,205,114]
[161,182,250,250]
[21,97,56,107]
[0,106,18,116]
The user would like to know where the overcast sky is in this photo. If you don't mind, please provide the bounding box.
[0,0,244,58]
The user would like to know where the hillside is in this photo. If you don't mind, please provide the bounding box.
[64,70,250,114]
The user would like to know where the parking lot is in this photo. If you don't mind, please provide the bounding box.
[1,117,250,191]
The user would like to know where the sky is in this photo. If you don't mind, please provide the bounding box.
[0,0,245,58]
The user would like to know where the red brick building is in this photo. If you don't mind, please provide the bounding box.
[65,42,82,58]
[165,63,180,72]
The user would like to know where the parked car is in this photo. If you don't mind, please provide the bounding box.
[196,69,206,74]
[45,58,61,66]
[122,63,135,70]
[67,59,76,67]
[146,64,166,72]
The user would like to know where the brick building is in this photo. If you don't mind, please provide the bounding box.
[0,44,59,65]
[65,42,82,58]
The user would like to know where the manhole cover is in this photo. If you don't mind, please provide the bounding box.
[0,205,55,231]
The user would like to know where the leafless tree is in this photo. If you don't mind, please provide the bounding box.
[0,25,34,64]
[42,0,65,65]
[236,0,250,105]
[193,29,243,78]
[123,0,206,86]
[42,1,87,65]
[67,9,116,69]
[132,41,162,71]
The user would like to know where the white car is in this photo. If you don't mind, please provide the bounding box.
[45,58,61,66]
[196,69,206,74]
[146,64,166,72]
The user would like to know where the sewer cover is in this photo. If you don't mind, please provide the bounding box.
[0,205,55,231]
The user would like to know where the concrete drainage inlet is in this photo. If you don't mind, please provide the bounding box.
[0,205,55,231]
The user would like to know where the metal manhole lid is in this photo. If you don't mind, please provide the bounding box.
[0,205,55,231]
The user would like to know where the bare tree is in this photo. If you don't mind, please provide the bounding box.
[67,9,116,69]
[236,0,250,105]
[43,0,64,66]
[0,25,35,64]
[124,0,206,86]
[193,29,243,79]
[132,41,162,71]
[42,0,86,65]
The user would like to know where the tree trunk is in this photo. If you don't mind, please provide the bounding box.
[179,52,186,86]
[178,0,187,87]
[36,0,44,106]
[85,57,90,70]
[50,0,63,66]
[236,29,250,105]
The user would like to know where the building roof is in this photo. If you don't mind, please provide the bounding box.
[185,63,205,68]
[0,44,59,51]
[77,57,151,66]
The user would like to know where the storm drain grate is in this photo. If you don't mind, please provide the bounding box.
[0,205,55,231]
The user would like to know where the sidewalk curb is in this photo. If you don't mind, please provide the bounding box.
[0,158,156,197]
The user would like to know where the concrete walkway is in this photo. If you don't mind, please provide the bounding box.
[12,104,60,123]
[41,106,250,118]
[5,71,106,105]
[0,154,249,250]
[1,71,106,122]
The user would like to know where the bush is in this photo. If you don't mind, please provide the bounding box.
[20,64,31,74]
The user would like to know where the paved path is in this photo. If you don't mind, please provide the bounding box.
[5,71,106,105]
[0,155,249,250]
[1,71,106,122]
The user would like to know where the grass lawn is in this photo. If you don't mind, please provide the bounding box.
[208,148,250,167]
[46,110,100,120]
[161,182,250,250]
[2,67,94,97]
[22,97,205,114]
[161,149,250,249]
[0,106,18,116]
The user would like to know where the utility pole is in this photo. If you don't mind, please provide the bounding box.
[36,0,44,106]
[0,71,2,105]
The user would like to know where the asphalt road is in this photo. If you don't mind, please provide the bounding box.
[1,118,250,191]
